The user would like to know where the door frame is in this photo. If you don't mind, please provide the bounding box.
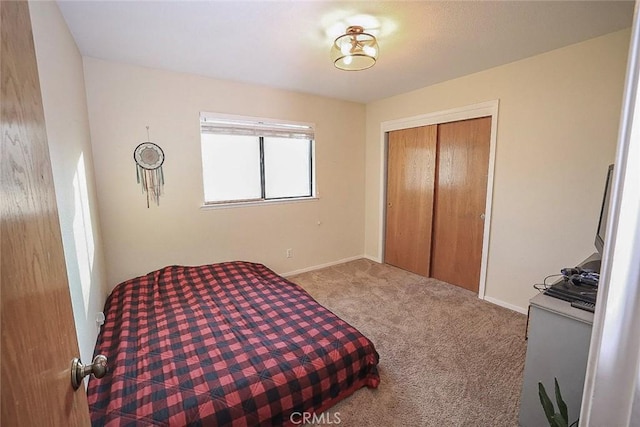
[377,100,499,299]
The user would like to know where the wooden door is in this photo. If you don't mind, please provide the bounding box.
[1,1,91,425]
[384,125,437,276]
[430,117,491,292]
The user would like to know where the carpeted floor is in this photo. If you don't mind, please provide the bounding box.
[288,259,527,426]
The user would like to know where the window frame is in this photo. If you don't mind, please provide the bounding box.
[199,112,317,208]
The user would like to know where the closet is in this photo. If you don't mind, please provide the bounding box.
[384,116,491,292]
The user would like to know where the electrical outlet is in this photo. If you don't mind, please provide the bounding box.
[286,248,293,258]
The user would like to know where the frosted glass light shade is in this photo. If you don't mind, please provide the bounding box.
[330,25,379,71]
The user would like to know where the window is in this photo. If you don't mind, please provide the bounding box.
[200,113,315,205]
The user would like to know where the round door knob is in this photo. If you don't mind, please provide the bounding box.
[71,354,108,390]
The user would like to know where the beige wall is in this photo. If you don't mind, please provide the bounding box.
[35,11,628,316]
[30,2,108,368]
[82,58,366,288]
[365,29,630,311]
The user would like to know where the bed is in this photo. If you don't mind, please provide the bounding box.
[87,261,380,426]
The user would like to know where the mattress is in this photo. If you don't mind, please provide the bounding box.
[87,261,379,426]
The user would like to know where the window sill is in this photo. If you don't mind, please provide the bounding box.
[200,197,319,210]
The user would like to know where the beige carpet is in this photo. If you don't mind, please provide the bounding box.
[288,259,527,426]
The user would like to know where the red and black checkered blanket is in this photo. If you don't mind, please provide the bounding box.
[88,261,379,426]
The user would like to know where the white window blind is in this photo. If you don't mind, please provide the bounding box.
[200,113,314,140]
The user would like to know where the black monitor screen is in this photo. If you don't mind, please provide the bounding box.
[595,164,614,256]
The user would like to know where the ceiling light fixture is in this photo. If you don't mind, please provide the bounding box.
[330,25,379,71]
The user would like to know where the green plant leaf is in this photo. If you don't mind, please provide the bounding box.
[553,412,568,427]
[539,382,557,426]
[555,377,569,423]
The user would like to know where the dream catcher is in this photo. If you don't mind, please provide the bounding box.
[134,127,165,208]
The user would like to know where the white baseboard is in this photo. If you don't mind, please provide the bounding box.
[483,296,528,315]
[363,254,382,263]
[281,255,365,277]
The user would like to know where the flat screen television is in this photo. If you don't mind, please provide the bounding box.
[544,164,614,302]
[595,164,614,258]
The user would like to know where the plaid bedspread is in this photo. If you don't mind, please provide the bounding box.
[88,261,380,426]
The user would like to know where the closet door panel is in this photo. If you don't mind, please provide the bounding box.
[384,125,437,276]
[431,117,491,291]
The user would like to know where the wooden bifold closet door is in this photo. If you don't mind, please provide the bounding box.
[431,117,491,292]
[384,125,437,276]
[384,117,491,293]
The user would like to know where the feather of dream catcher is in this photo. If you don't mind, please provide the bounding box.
[133,126,165,208]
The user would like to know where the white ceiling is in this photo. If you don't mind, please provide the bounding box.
[57,1,634,104]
